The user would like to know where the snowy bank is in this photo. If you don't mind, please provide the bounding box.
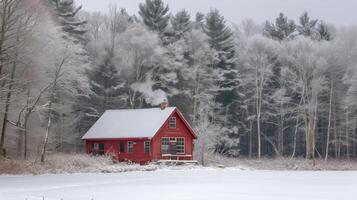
[2,153,357,175]
[0,154,157,175]
[0,154,227,175]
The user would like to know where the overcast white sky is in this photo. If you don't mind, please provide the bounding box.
[75,0,357,25]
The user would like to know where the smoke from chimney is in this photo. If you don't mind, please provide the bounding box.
[130,77,167,106]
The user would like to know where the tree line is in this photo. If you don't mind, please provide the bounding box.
[0,0,357,164]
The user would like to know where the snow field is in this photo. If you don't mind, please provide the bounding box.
[1,169,357,200]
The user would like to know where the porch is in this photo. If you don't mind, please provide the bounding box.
[161,154,193,160]
[158,154,198,165]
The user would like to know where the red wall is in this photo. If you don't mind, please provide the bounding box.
[151,111,195,160]
[85,109,196,163]
[85,138,152,164]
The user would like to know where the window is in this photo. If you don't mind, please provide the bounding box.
[99,144,105,152]
[169,117,176,128]
[176,138,185,154]
[119,143,125,153]
[161,138,169,154]
[128,141,134,153]
[161,137,185,155]
[90,143,105,155]
[144,141,150,154]
[90,143,96,150]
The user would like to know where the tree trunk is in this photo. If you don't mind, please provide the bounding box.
[254,62,262,159]
[0,44,18,156]
[192,71,200,125]
[40,56,65,163]
[337,127,341,159]
[306,112,315,160]
[305,93,318,162]
[200,141,205,166]
[40,93,54,163]
[23,117,28,159]
[291,98,303,159]
[291,114,299,159]
[353,117,356,158]
[248,119,253,158]
[312,103,318,165]
[325,81,333,161]
[0,0,10,75]
[257,112,261,159]
[16,130,22,157]
[276,102,284,156]
[333,99,338,158]
[345,110,349,159]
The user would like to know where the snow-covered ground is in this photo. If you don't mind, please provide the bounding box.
[1,169,356,200]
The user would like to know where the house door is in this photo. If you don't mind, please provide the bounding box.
[170,142,177,160]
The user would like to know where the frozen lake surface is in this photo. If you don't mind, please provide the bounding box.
[0,169,356,200]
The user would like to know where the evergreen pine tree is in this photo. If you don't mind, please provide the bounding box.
[203,9,235,54]
[203,9,238,107]
[162,9,191,44]
[203,9,240,156]
[194,12,205,29]
[171,9,192,40]
[138,0,169,33]
[49,0,87,42]
[75,49,126,135]
[317,21,332,41]
[297,12,318,38]
[263,13,296,41]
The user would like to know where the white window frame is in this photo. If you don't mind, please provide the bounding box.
[90,143,105,155]
[161,138,170,154]
[160,137,185,155]
[92,143,98,151]
[128,141,134,153]
[144,141,151,154]
[176,137,185,154]
[169,117,176,128]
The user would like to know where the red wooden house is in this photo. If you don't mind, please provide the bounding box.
[82,103,197,164]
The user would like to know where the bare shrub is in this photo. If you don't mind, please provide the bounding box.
[0,154,159,175]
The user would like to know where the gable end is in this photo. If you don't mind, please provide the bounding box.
[152,108,197,139]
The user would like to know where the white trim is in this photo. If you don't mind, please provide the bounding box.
[144,141,151,154]
[161,137,170,154]
[127,141,134,153]
[176,137,185,154]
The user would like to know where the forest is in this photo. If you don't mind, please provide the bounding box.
[0,0,357,164]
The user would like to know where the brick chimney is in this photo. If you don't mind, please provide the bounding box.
[160,99,169,110]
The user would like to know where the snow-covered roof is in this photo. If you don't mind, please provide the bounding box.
[82,107,176,139]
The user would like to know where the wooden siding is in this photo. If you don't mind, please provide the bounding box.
[84,108,196,164]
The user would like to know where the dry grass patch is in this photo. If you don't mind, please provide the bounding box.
[0,154,158,175]
[204,154,357,170]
